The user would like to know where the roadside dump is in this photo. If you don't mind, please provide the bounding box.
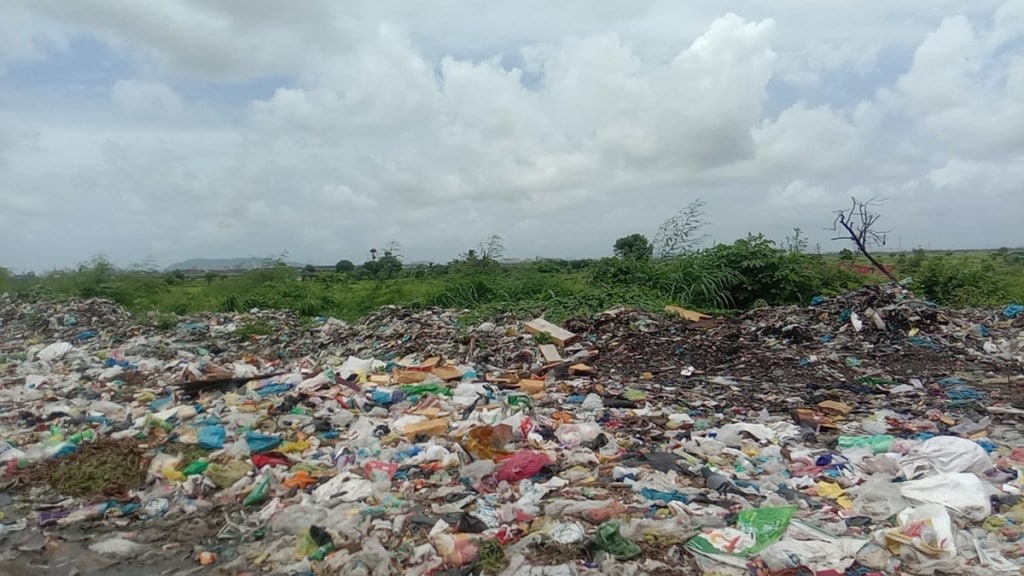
[1,286,1023,575]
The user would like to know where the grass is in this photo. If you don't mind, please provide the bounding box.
[2,244,1022,325]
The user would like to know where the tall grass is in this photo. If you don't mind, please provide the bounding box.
[4,243,1021,323]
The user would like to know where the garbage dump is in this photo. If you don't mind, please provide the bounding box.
[0,286,1022,575]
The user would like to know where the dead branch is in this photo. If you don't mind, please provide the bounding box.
[827,196,899,283]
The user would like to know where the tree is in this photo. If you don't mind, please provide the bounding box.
[374,250,403,279]
[479,234,505,261]
[613,234,653,260]
[203,271,219,286]
[383,240,403,259]
[654,199,709,258]
[838,248,855,262]
[334,259,355,273]
[828,196,899,282]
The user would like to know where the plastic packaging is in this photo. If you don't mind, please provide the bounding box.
[431,533,479,567]
[245,431,282,453]
[496,451,552,483]
[206,461,252,488]
[885,504,956,557]
[688,506,796,557]
[592,522,641,560]
[899,435,994,479]
[851,474,908,521]
[244,475,271,506]
[836,435,893,454]
[898,472,991,521]
[197,426,226,450]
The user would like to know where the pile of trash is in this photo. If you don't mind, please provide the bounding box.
[0,288,1023,575]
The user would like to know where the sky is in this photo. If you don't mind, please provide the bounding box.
[1,1,1022,272]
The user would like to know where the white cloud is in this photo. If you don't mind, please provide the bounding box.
[0,1,1022,270]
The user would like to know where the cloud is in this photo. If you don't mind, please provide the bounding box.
[0,1,1022,270]
[111,80,183,118]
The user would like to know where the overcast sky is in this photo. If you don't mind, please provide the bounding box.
[2,1,1022,271]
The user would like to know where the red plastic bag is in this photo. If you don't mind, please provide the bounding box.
[363,461,398,481]
[496,451,552,483]
[251,452,290,469]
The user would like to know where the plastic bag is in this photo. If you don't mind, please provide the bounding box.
[592,522,641,560]
[197,426,226,450]
[243,474,270,506]
[885,504,955,557]
[898,472,991,521]
[37,342,73,362]
[496,451,552,483]
[851,473,907,521]
[245,431,282,453]
[716,423,775,447]
[837,435,893,454]
[899,435,993,479]
[182,460,209,476]
[432,533,479,567]
[206,461,252,488]
[688,506,796,557]
[553,423,601,448]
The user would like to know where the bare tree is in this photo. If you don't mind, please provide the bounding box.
[383,240,403,259]
[829,196,899,283]
[479,234,505,261]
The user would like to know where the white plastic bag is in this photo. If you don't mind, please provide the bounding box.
[851,473,908,521]
[899,436,993,478]
[37,342,73,362]
[887,504,956,558]
[898,472,991,521]
[716,423,775,447]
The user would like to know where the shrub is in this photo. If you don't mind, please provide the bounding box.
[913,256,1009,307]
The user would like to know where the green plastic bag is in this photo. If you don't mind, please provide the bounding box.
[182,460,210,476]
[295,530,318,559]
[401,383,453,398]
[593,522,641,560]
[243,475,270,506]
[837,435,893,454]
[687,506,796,557]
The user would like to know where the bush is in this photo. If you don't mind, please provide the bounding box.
[698,235,830,308]
[913,256,1010,307]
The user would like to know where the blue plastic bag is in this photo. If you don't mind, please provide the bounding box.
[198,426,226,450]
[1005,304,1024,319]
[255,383,292,397]
[245,431,282,453]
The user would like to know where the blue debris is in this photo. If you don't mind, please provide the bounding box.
[255,383,293,397]
[245,431,282,453]
[640,488,689,504]
[1005,304,1024,319]
[198,425,226,450]
[906,335,943,350]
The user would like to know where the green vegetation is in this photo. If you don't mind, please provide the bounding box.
[613,233,654,261]
[4,241,1020,325]
[3,200,1022,324]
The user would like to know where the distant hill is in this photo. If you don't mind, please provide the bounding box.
[166,257,305,271]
